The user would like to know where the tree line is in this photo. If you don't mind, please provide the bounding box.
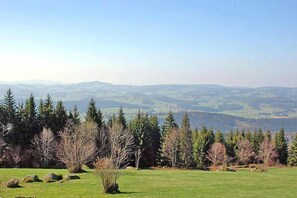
[1,89,297,170]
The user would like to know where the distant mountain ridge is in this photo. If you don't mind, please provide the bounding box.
[1,81,297,132]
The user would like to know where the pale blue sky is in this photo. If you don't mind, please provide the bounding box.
[0,0,297,87]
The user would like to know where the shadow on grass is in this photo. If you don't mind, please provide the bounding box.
[109,191,139,195]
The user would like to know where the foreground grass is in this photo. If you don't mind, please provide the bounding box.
[0,168,297,197]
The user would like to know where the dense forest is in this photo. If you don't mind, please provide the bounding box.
[1,89,297,170]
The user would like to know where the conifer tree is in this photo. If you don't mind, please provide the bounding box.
[117,107,127,129]
[85,98,98,123]
[215,130,225,144]
[274,128,288,164]
[193,126,214,169]
[225,130,236,159]
[265,130,272,141]
[288,134,297,167]
[148,115,162,166]
[179,113,192,168]
[68,105,81,125]
[2,89,17,125]
[53,101,68,134]
[162,111,178,136]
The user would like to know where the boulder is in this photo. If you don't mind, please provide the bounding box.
[64,174,81,180]
[43,173,63,183]
[22,175,41,183]
[6,178,20,188]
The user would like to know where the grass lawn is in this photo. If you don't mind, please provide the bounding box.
[0,167,297,198]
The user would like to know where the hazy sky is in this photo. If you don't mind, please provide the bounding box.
[0,0,297,87]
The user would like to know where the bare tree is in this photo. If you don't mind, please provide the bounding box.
[236,139,254,165]
[162,127,179,168]
[57,121,97,173]
[7,146,22,167]
[207,142,227,167]
[258,139,278,166]
[95,122,134,193]
[0,136,6,165]
[31,128,56,167]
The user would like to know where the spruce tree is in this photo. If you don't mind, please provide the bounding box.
[179,113,192,168]
[193,126,214,169]
[2,89,17,125]
[288,134,297,167]
[53,101,68,134]
[215,130,225,144]
[68,105,81,125]
[225,130,236,160]
[265,130,272,141]
[149,115,162,166]
[85,98,98,123]
[162,111,178,136]
[117,107,127,129]
[274,128,288,164]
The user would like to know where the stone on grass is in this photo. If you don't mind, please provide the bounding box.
[22,175,41,183]
[43,173,63,183]
[64,174,81,180]
[6,178,20,188]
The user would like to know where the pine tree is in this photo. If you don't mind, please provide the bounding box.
[117,107,127,129]
[193,126,214,169]
[53,101,68,134]
[225,130,236,161]
[179,113,192,168]
[130,111,150,169]
[274,128,288,165]
[162,111,178,137]
[148,115,162,166]
[215,130,225,144]
[85,98,98,123]
[265,130,272,141]
[288,134,297,167]
[68,105,81,125]
[2,89,17,125]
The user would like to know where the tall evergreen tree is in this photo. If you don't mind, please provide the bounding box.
[2,89,17,125]
[288,134,297,167]
[215,130,225,144]
[68,105,81,125]
[53,100,68,134]
[117,107,127,129]
[265,130,272,141]
[225,130,236,161]
[85,98,98,123]
[162,111,178,136]
[148,115,162,166]
[179,113,192,168]
[274,128,288,165]
[193,126,214,169]
[130,111,150,169]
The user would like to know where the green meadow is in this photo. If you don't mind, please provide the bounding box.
[1,168,297,198]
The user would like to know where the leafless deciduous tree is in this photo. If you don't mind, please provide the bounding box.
[57,121,97,173]
[109,122,134,169]
[162,127,179,168]
[95,122,134,194]
[236,139,254,165]
[207,142,227,167]
[258,139,278,166]
[0,136,6,165]
[31,128,56,167]
[7,146,22,167]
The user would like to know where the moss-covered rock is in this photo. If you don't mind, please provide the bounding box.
[64,174,81,180]
[43,173,63,183]
[22,175,41,183]
[6,178,20,188]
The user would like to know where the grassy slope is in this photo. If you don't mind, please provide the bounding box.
[0,168,297,198]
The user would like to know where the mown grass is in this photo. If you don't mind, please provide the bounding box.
[0,168,297,198]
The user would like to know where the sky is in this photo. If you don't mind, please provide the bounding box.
[0,0,297,87]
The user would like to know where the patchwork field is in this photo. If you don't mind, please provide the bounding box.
[0,168,297,198]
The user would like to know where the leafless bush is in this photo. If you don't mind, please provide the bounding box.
[207,142,227,167]
[258,139,278,166]
[94,157,119,193]
[57,121,97,173]
[31,128,56,167]
[236,140,254,165]
[95,122,134,194]
[162,127,179,168]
